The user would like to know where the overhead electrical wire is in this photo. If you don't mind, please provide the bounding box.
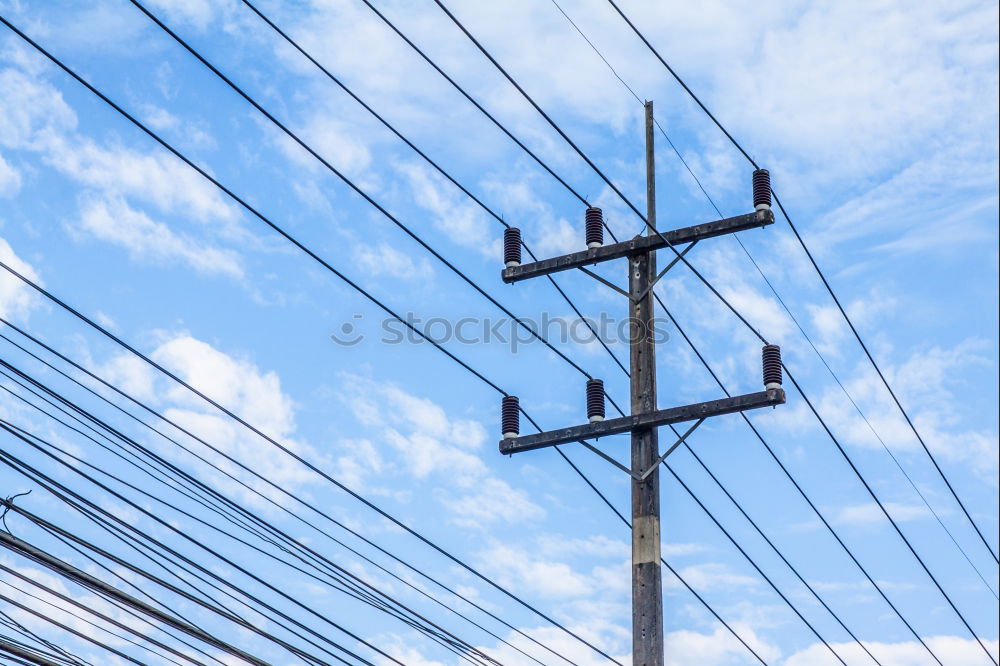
[417,6,995,660]
[6,359,822,666]
[0,369,504,666]
[0,591,148,666]
[0,324,548,666]
[2,500,349,666]
[0,632,80,666]
[0,11,904,664]
[0,608,89,666]
[1,258,798,666]
[239,0,628,377]
[678,439,883,664]
[0,572,201,666]
[0,419,406,666]
[0,16,626,664]
[544,0,997,600]
[0,433,383,666]
[0,9,936,664]
[658,467,849,666]
[125,0,621,410]
[227,8,911,660]
[551,449,769,665]
[602,0,999,567]
[658,302,948,664]
[16,526,233,666]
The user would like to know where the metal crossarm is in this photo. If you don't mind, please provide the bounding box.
[499,389,785,455]
[501,209,773,284]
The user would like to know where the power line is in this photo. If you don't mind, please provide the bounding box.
[0,370,503,666]
[0,323,549,666]
[0,16,620,663]
[545,0,998,604]
[0,269,595,665]
[126,0,614,397]
[4,498,349,666]
[417,7,993,657]
[0,571,202,666]
[660,465,848,665]
[657,301,946,664]
[0,635,78,666]
[783,367,998,664]
[0,608,89,666]
[0,591,146,666]
[0,11,932,664]
[240,0,628,377]
[552,448,770,665]
[603,0,999,567]
[677,433,883,663]
[0,434,382,666]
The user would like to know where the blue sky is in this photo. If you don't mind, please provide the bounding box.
[0,0,997,665]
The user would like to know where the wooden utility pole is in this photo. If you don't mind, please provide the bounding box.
[496,101,785,665]
[630,100,663,666]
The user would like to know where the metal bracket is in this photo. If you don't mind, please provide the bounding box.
[637,418,703,480]
[633,241,697,302]
[578,266,631,299]
[578,418,704,480]
[578,241,695,303]
[580,440,638,478]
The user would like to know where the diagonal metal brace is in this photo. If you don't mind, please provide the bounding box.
[579,440,640,479]
[637,418,703,481]
[579,418,704,480]
[577,266,631,299]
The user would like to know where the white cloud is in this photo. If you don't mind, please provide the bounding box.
[338,374,544,525]
[45,134,235,224]
[90,350,159,404]
[87,335,324,508]
[664,624,780,666]
[75,195,244,278]
[793,338,998,475]
[0,67,77,150]
[153,336,295,438]
[143,0,227,31]
[275,111,375,187]
[666,562,759,592]
[476,543,601,599]
[0,237,42,321]
[1,62,243,280]
[785,635,999,666]
[0,151,21,196]
[0,558,151,649]
[441,476,544,527]
[834,502,931,527]
[354,241,433,280]
[396,161,492,253]
[480,624,630,666]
